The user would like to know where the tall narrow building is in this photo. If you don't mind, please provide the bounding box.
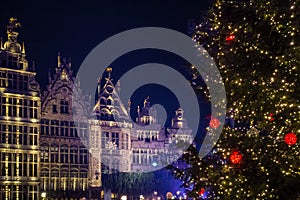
[0,18,40,199]
[40,54,90,199]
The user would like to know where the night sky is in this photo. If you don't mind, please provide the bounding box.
[0,1,209,83]
[0,0,211,126]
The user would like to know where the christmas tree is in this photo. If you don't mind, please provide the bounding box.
[169,0,300,199]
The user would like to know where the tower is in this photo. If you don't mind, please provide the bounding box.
[0,18,41,199]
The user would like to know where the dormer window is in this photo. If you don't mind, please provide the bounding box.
[60,99,69,114]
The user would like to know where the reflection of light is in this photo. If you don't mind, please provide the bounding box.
[152,162,158,167]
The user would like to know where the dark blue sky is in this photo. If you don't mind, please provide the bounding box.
[0,0,209,83]
[0,0,211,127]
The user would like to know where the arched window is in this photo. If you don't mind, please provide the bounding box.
[60,169,69,191]
[70,169,79,191]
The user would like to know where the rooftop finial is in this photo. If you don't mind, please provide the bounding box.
[68,57,72,68]
[57,52,61,67]
[22,41,25,54]
[106,67,112,78]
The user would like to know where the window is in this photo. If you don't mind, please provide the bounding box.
[112,132,119,148]
[60,121,69,137]
[70,122,77,137]
[101,132,109,148]
[41,119,49,135]
[1,124,6,143]
[0,97,6,116]
[60,99,69,114]
[29,154,38,177]
[18,75,28,91]
[50,120,59,136]
[29,127,38,146]
[79,122,88,138]
[8,55,18,69]
[0,71,6,87]
[60,145,68,163]
[40,145,49,162]
[50,145,59,163]
[29,100,38,119]
[52,105,57,113]
[70,146,78,164]
[7,73,17,90]
[8,98,17,117]
[80,146,88,164]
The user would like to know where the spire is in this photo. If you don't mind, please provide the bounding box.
[106,67,112,78]
[68,57,72,68]
[57,52,61,67]
[128,99,131,114]
[97,76,101,99]
[116,80,121,93]
[144,96,150,108]
[48,68,51,82]
[22,41,25,54]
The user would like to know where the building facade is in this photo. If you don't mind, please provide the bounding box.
[0,18,193,200]
[0,18,40,199]
[40,55,90,199]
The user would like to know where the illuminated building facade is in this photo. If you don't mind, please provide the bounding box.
[0,18,40,199]
[40,55,90,199]
[0,18,193,200]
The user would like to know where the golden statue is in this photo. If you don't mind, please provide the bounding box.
[7,17,21,32]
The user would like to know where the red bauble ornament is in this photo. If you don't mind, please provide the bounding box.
[199,188,205,196]
[284,133,297,146]
[209,117,220,129]
[226,34,235,41]
[269,113,275,122]
[230,151,243,164]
